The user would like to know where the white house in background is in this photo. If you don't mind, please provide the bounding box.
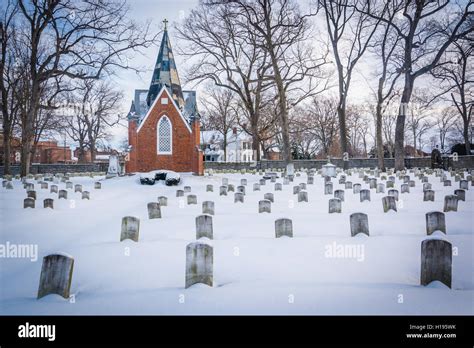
[201,129,255,162]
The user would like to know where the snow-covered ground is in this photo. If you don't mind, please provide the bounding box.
[1,169,473,315]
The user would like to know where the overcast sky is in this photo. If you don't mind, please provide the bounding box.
[107,0,436,150]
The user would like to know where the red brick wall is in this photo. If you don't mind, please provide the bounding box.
[128,88,198,173]
[45,147,71,163]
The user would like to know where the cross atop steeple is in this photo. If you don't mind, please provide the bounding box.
[163,19,168,31]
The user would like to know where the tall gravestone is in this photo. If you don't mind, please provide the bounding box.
[382,196,397,212]
[106,154,120,178]
[121,216,140,242]
[259,200,271,213]
[443,195,458,212]
[350,213,369,237]
[425,211,446,235]
[158,196,168,206]
[329,198,342,213]
[298,190,308,202]
[264,192,274,203]
[202,201,215,215]
[275,218,293,238]
[185,242,213,289]
[420,239,452,288]
[37,254,74,299]
[454,189,465,202]
[147,202,161,219]
[334,190,344,202]
[325,182,333,195]
[360,189,371,202]
[187,195,198,205]
[24,197,35,209]
[234,192,244,203]
[423,190,435,202]
[44,198,54,209]
[196,215,213,239]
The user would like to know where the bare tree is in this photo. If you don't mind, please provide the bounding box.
[359,0,474,170]
[432,39,473,154]
[347,105,372,157]
[435,106,457,152]
[200,87,237,161]
[318,0,381,168]
[61,79,123,163]
[221,0,330,169]
[0,0,20,173]
[11,0,158,176]
[303,96,339,157]
[176,2,273,161]
[405,89,433,156]
[366,4,403,170]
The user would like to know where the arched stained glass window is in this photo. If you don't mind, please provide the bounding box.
[157,116,172,154]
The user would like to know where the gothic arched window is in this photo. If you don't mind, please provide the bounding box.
[157,116,172,154]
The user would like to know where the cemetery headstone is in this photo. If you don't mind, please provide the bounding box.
[360,189,371,202]
[196,215,213,239]
[37,254,74,299]
[425,211,446,235]
[329,198,342,213]
[147,202,161,219]
[420,239,452,288]
[187,195,198,205]
[24,197,35,209]
[443,195,458,212]
[423,190,435,202]
[120,216,140,242]
[202,201,215,215]
[185,242,213,289]
[259,199,271,213]
[44,198,54,209]
[350,213,369,237]
[275,218,293,238]
[382,196,397,212]
[298,190,308,202]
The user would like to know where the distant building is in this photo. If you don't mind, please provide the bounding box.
[72,149,119,163]
[200,129,255,162]
[0,134,72,165]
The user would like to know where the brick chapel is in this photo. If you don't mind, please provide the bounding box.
[125,21,203,175]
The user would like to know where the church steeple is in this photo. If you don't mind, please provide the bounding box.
[146,19,185,108]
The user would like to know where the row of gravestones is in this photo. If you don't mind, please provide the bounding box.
[200,171,469,214]
[36,168,471,299]
[37,208,455,300]
[20,181,102,209]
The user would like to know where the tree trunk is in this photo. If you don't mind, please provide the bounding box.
[394,76,414,171]
[272,71,291,164]
[413,129,417,158]
[463,118,471,155]
[2,126,11,175]
[90,139,96,163]
[77,143,86,163]
[223,133,227,162]
[20,135,33,177]
[337,104,349,170]
[375,102,385,171]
